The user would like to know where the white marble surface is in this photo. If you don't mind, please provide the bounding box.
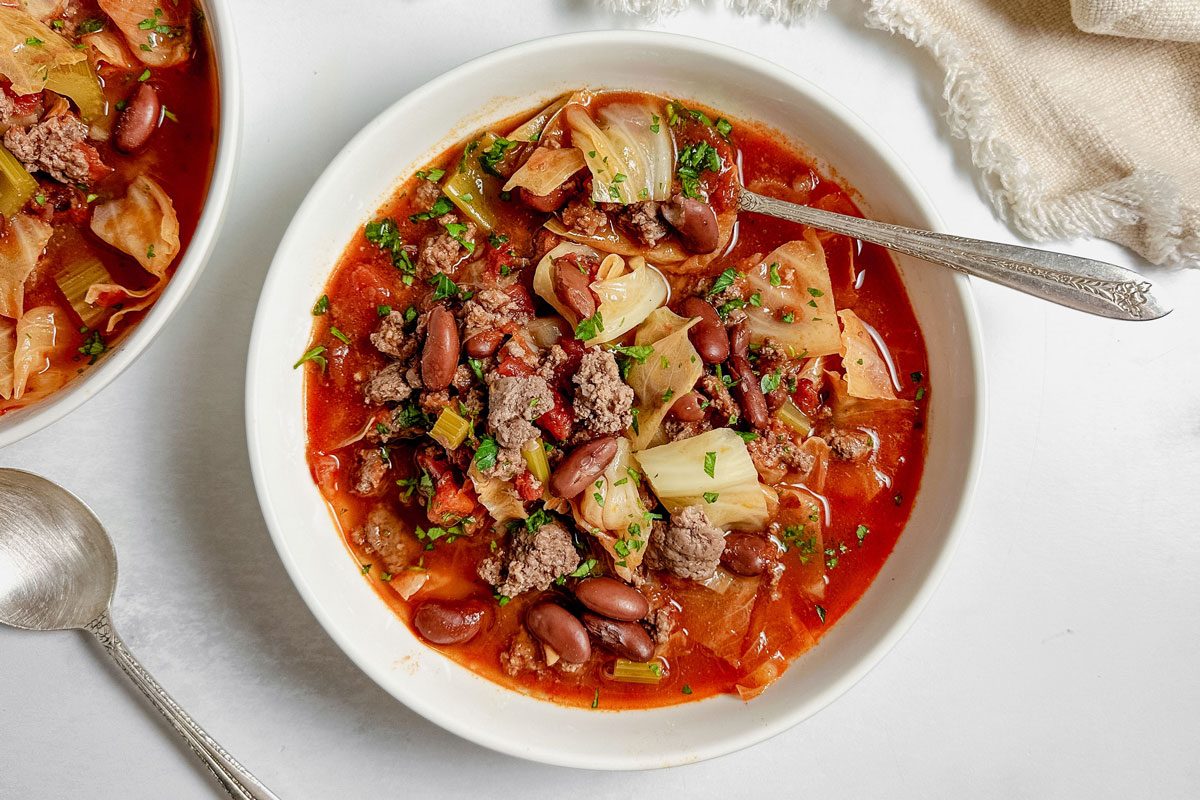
[3,1,1199,797]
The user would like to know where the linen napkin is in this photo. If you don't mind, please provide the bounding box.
[601,0,1200,266]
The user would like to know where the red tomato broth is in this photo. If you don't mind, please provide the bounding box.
[303,94,929,709]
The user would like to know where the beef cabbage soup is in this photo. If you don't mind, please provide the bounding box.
[302,90,930,707]
[0,1,217,412]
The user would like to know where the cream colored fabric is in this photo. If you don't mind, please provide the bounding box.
[601,0,1200,265]
[1072,0,1200,42]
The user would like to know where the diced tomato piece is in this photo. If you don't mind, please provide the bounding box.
[496,356,535,377]
[795,378,820,416]
[536,387,574,441]
[79,143,112,184]
[514,470,542,502]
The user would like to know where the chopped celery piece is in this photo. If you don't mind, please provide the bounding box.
[55,254,112,329]
[775,399,812,437]
[611,658,665,684]
[429,407,470,450]
[521,438,550,482]
[0,144,37,217]
[442,133,501,231]
[45,57,107,130]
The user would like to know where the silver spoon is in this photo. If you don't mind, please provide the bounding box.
[0,469,280,800]
[738,188,1172,321]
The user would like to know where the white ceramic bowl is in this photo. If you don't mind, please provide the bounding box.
[0,0,241,448]
[246,31,985,769]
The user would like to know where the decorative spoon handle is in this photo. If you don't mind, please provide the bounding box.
[737,188,1171,321]
[85,611,282,800]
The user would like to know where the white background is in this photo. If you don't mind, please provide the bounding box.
[3,1,1199,797]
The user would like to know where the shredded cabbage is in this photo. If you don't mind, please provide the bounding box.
[567,100,674,204]
[96,0,191,68]
[532,242,667,343]
[573,437,649,581]
[90,175,179,273]
[0,9,106,131]
[467,464,526,527]
[502,147,585,195]
[11,304,58,399]
[838,309,898,400]
[743,230,840,357]
[507,95,569,143]
[634,428,769,530]
[0,214,51,319]
[625,308,703,450]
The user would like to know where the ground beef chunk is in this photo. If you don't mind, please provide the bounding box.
[644,605,676,646]
[484,445,527,482]
[645,505,724,581]
[613,200,668,246]
[351,447,388,496]
[0,92,12,128]
[500,630,543,677]
[572,347,633,436]
[477,521,580,597]
[700,374,739,425]
[363,362,413,405]
[418,213,476,275]
[661,417,711,443]
[747,426,814,481]
[562,199,607,235]
[501,334,539,369]
[351,509,415,574]
[462,287,531,340]
[413,179,441,212]
[829,429,873,461]
[537,344,570,384]
[3,114,98,185]
[370,310,418,359]
[532,229,563,261]
[487,375,553,449]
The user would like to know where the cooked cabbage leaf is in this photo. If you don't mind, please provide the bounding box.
[0,317,13,400]
[11,304,58,399]
[0,9,106,130]
[567,100,673,204]
[507,95,569,143]
[0,214,52,319]
[502,147,585,195]
[572,437,648,581]
[90,175,179,273]
[467,463,526,527]
[96,0,191,67]
[532,242,667,343]
[625,307,703,450]
[743,230,840,357]
[838,309,897,400]
[634,428,769,530]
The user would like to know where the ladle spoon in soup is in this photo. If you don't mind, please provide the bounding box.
[736,187,1171,321]
[0,469,280,800]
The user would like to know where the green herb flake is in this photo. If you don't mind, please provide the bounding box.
[474,435,499,471]
[707,268,738,297]
[915,386,927,401]
[468,357,485,382]
[681,684,693,695]
[768,262,781,287]
[293,345,327,371]
[650,113,661,133]
[416,167,446,182]
[815,605,827,624]
[428,272,461,301]
[703,451,717,478]
[443,221,475,253]
[760,370,782,394]
[330,326,350,345]
[479,136,516,176]
[856,524,869,545]
[807,287,824,297]
[376,304,392,317]
[715,117,733,138]
[24,36,44,47]
[574,310,604,341]
[592,689,600,709]
[137,68,151,82]
[703,491,719,503]
[78,330,106,364]
[781,312,795,324]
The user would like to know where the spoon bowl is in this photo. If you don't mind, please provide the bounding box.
[0,470,116,632]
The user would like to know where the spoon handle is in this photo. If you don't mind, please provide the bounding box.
[737,188,1171,321]
[85,612,282,800]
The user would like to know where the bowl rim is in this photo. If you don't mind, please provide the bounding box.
[0,0,243,448]
[246,29,987,769]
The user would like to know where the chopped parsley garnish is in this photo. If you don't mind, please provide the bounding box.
[735,430,758,444]
[592,491,605,507]
[707,267,738,297]
[574,310,604,341]
[650,113,661,133]
[715,117,733,138]
[630,407,639,434]
[404,306,418,322]
[592,689,600,709]
[661,388,675,403]
[468,357,485,382]
[911,371,924,383]
[815,605,827,624]
[568,558,599,579]
[915,386,927,401]
[78,330,106,364]
[428,271,461,301]
[24,37,44,47]
[748,292,762,307]
[768,262,781,286]
[716,298,746,319]
[781,311,795,324]
[365,218,417,284]
[77,18,105,34]
[479,136,516,176]
[293,345,327,371]
[666,100,713,127]
[443,220,475,253]
[330,326,350,345]
[703,491,719,503]
[524,507,552,533]
[703,451,717,478]
[856,524,869,545]
[681,685,693,695]
[360,564,371,575]
[376,304,391,317]
[496,594,511,607]
[137,68,151,82]
[807,287,824,297]
[676,141,722,199]
[760,370,782,394]
[474,435,499,471]
[608,343,654,362]
[488,232,509,247]
[416,167,445,182]
[408,195,453,223]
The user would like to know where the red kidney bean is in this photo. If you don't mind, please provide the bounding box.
[518,184,571,213]
[662,196,720,253]
[412,600,486,645]
[680,297,729,364]
[728,318,769,429]
[421,306,460,390]
[670,391,706,423]
[551,257,597,321]
[463,330,503,358]
[721,532,774,577]
[548,436,617,499]
[114,83,161,154]
[526,601,591,663]
[581,612,655,662]
[573,578,649,621]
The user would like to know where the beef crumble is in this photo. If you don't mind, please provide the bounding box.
[645,505,724,581]
[572,348,634,437]
[477,521,580,597]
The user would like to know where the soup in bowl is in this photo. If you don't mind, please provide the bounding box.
[247,31,983,768]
